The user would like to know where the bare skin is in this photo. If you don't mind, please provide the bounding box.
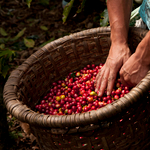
[120,31,150,86]
[95,0,150,96]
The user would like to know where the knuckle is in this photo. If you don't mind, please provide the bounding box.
[124,75,130,83]
[119,69,123,76]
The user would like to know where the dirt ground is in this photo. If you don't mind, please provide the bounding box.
[1,0,106,66]
[0,0,106,149]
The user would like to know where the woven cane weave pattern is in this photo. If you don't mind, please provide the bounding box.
[3,27,150,149]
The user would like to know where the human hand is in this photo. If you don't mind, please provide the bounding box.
[120,31,150,87]
[120,49,150,87]
[95,43,131,96]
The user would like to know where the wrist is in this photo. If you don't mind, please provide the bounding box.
[110,26,128,45]
[135,31,150,66]
[109,42,131,61]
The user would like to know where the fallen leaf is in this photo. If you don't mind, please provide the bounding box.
[0,44,5,49]
[40,25,48,31]
[11,28,26,41]
[0,27,8,36]
[26,0,32,8]
[30,133,36,143]
[20,122,31,135]
[24,38,35,48]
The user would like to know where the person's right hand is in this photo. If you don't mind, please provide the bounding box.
[95,43,131,96]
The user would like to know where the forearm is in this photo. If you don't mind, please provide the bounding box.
[135,31,150,66]
[95,0,133,96]
[107,0,133,44]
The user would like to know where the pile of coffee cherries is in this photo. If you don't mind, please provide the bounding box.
[35,64,130,115]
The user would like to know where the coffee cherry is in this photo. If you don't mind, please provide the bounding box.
[35,63,131,115]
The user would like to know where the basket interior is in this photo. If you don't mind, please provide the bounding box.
[4,27,149,127]
[4,27,150,150]
[17,29,112,110]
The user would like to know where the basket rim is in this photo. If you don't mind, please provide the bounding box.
[3,26,150,128]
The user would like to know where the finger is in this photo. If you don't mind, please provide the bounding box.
[98,69,109,97]
[120,70,132,87]
[95,65,105,83]
[95,70,101,86]
[95,69,104,92]
[107,75,116,96]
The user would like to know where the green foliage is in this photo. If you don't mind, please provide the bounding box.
[0,27,28,78]
[24,38,35,48]
[0,44,5,49]
[25,0,141,27]
[7,116,23,144]
[9,130,23,140]
[26,0,32,8]
[130,5,141,26]
[130,13,140,26]
[0,28,8,36]
[7,116,16,127]
[11,28,26,41]
[76,0,87,14]
[100,8,109,27]
[62,0,74,23]
[40,25,49,31]
[0,48,16,78]
[99,1,141,27]
[0,37,9,44]
[0,0,142,80]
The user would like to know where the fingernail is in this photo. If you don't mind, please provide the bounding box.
[107,91,110,96]
[98,91,102,97]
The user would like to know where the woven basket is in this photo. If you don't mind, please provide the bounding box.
[3,27,150,150]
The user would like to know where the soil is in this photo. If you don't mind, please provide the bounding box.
[0,0,106,149]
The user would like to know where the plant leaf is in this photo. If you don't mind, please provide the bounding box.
[0,44,5,50]
[100,9,109,27]
[11,28,26,41]
[130,14,140,27]
[40,25,48,31]
[0,49,15,78]
[24,38,35,48]
[1,65,10,78]
[0,37,10,44]
[0,28,8,36]
[130,5,140,21]
[17,132,24,138]
[62,0,74,23]
[0,49,15,59]
[20,122,31,135]
[26,0,32,8]
[76,0,86,14]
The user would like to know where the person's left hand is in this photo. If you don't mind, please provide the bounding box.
[120,52,150,87]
